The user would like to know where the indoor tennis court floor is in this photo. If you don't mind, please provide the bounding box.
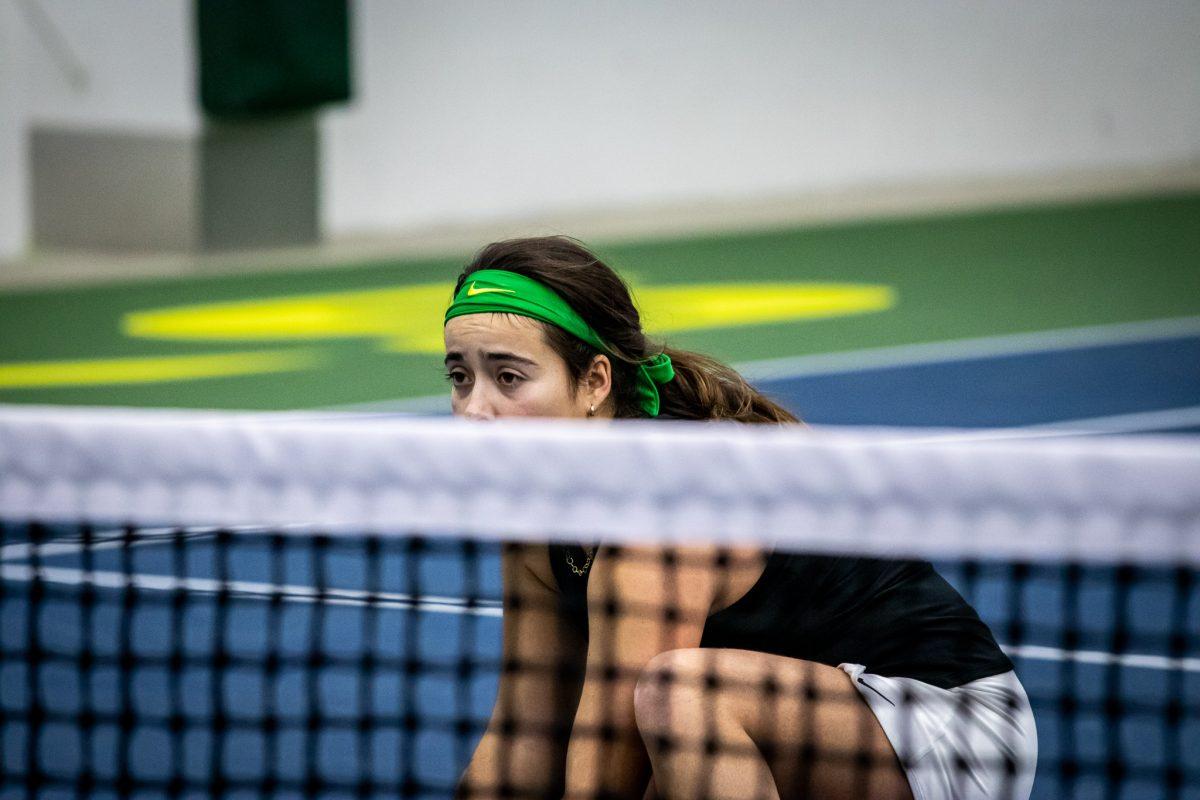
[2,192,1198,796]
[4,332,1198,799]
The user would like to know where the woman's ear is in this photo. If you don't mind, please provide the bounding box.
[583,354,613,414]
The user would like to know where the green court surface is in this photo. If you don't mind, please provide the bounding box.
[1,193,1197,411]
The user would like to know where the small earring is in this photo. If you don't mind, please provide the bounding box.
[587,404,596,417]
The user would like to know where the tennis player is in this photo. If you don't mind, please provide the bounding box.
[447,237,1037,800]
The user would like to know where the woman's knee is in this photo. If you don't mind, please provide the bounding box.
[633,648,711,739]
[633,648,789,737]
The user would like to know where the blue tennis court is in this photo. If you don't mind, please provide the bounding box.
[3,328,1198,799]
[757,333,1200,432]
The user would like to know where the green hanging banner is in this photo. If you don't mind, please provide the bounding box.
[197,0,351,118]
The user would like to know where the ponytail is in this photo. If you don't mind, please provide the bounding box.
[656,346,799,424]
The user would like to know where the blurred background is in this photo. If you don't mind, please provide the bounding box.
[1,0,1198,429]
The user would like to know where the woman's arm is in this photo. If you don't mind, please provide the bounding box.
[457,543,587,800]
[562,545,726,800]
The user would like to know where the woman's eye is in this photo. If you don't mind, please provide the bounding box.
[497,371,522,387]
[444,370,469,386]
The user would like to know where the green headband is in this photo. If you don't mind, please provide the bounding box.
[444,268,675,417]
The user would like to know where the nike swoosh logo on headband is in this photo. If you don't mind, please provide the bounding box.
[466,283,516,297]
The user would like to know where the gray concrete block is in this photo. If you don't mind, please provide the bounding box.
[30,115,320,253]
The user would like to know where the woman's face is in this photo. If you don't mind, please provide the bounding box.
[444,313,606,420]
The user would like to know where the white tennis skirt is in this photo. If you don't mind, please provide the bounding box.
[841,664,1038,800]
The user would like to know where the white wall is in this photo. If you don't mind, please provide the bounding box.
[2,0,1199,257]
[323,0,1200,234]
[24,0,197,133]
[0,0,27,260]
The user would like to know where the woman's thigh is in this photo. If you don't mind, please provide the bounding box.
[636,648,913,800]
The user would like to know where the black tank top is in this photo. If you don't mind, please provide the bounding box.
[548,543,1013,690]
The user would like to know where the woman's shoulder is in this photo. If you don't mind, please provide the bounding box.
[504,542,560,592]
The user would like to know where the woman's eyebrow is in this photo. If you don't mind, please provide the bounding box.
[484,352,537,366]
[443,351,538,366]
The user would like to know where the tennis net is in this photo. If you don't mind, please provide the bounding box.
[1,407,1197,799]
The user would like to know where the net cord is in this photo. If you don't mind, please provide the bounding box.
[1,406,1197,565]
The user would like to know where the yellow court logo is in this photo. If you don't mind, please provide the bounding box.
[465,283,516,297]
[0,280,896,390]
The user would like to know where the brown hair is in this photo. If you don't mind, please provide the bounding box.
[453,236,799,424]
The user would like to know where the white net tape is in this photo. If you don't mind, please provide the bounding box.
[1,406,1198,565]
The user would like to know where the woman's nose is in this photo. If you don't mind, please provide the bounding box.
[460,386,496,421]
